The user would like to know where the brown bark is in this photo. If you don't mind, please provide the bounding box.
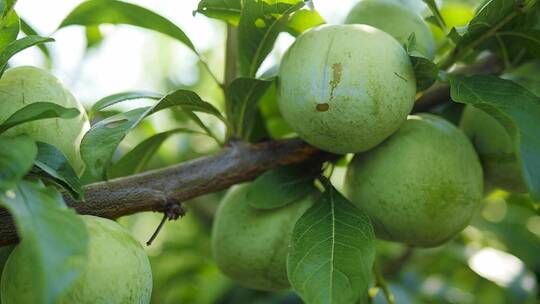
[0,139,326,246]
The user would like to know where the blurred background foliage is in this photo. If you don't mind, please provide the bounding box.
[7,0,540,303]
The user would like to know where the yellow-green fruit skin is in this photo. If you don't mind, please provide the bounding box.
[278,24,416,154]
[0,66,90,175]
[344,114,483,247]
[1,215,152,304]
[460,106,527,193]
[345,0,435,58]
[211,184,314,291]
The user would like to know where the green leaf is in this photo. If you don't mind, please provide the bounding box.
[238,0,305,76]
[81,107,152,182]
[405,34,438,91]
[410,56,438,91]
[0,9,19,52]
[0,181,88,304]
[0,135,36,192]
[449,75,540,201]
[19,18,51,61]
[421,0,446,30]
[285,8,324,36]
[33,142,84,201]
[184,110,221,143]
[287,183,376,304]
[247,165,317,209]
[0,35,54,76]
[153,89,226,121]
[108,128,207,178]
[498,30,540,58]
[226,77,272,139]
[82,88,224,182]
[91,91,162,114]
[85,25,104,49]
[195,0,242,26]
[0,0,16,16]
[59,0,196,52]
[0,102,80,134]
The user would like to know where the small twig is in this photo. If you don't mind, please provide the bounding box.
[146,200,186,246]
[437,12,518,70]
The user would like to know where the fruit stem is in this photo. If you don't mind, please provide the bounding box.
[374,260,396,304]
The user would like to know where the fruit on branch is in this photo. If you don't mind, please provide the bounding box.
[460,106,527,193]
[0,66,90,175]
[211,184,314,291]
[344,114,483,247]
[345,0,435,58]
[278,24,416,154]
[1,216,152,304]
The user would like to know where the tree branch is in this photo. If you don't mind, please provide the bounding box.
[0,139,327,246]
[0,54,504,246]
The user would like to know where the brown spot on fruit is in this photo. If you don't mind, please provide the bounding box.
[329,63,342,99]
[316,103,330,112]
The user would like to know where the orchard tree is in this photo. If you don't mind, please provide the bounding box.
[0,0,539,303]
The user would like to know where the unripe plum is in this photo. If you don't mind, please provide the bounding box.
[278,24,416,154]
[1,215,152,304]
[211,184,314,291]
[345,0,435,58]
[344,114,483,247]
[0,66,90,175]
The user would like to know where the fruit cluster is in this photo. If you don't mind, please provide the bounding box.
[212,0,527,292]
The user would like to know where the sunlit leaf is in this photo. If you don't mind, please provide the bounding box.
[238,0,304,76]
[0,102,79,134]
[195,0,242,25]
[0,35,54,76]
[59,0,196,52]
[285,8,325,36]
[0,9,19,52]
[91,91,162,114]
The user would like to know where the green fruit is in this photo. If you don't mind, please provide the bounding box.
[211,184,314,291]
[345,0,435,58]
[278,24,416,154]
[344,114,483,247]
[460,105,527,193]
[1,215,152,304]
[0,66,90,175]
